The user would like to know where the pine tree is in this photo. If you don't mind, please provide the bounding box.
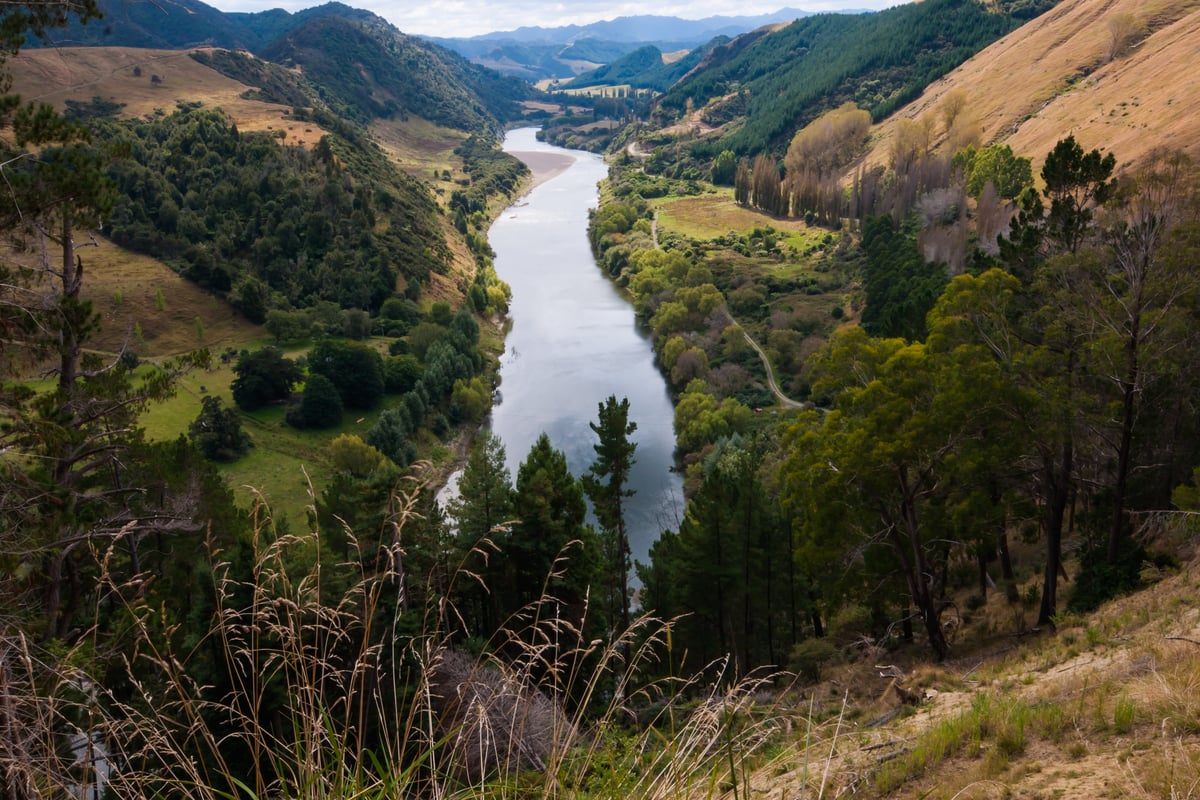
[582,396,637,634]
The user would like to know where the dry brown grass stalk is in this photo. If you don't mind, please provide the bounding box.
[0,471,793,800]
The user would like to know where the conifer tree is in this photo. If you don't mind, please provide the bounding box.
[583,395,637,634]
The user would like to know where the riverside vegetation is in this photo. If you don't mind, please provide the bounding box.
[3,0,1200,797]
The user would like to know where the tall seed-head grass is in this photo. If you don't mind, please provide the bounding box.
[1122,737,1200,800]
[1,470,791,800]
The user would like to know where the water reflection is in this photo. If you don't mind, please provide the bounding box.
[444,128,684,568]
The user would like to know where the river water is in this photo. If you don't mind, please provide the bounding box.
[444,128,683,569]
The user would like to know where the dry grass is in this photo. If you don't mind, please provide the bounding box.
[859,0,1200,176]
[0,474,795,800]
[6,46,329,147]
[651,191,811,241]
[734,547,1200,800]
[2,235,261,369]
[370,116,469,182]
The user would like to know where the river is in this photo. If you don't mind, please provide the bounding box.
[444,128,684,570]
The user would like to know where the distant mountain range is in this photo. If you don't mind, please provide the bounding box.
[426,9,831,80]
[27,0,856,83]
[444,10,816,45]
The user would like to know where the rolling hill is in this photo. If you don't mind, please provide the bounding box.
[5,46,325,144]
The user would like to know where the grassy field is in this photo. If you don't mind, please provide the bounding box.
[370,116,469,184]
[648,187,858,399]
[70,238,264,358]
[651,189,811,241]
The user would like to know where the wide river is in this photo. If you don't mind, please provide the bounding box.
[447,128,684,568]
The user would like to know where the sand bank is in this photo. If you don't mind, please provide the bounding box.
[509,150,576,191]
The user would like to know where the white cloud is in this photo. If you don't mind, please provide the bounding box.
[208,0,899,38]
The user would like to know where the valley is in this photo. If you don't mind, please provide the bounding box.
[1,0,1199,796]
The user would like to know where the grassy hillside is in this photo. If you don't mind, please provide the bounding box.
[726,538,1200,799]
[859,0,1200,174]
[5,47,328,146]
[3,41,520,526]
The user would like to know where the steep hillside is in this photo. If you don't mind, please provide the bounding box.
[736,542,1200,799]
[861,0,1200,173]
[654,0,1054,156]
[261,15,532,130]
[27,0,259,50]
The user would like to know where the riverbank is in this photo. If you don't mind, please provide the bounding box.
[514,150,576,191]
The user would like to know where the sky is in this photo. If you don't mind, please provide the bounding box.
[205,0,900,39]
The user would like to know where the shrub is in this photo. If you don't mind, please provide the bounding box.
[788,638,840,683]
[287,373,343,429]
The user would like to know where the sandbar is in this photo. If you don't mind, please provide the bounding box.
[509,150,576,191]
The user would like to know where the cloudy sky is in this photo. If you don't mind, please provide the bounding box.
[205,0,900,38]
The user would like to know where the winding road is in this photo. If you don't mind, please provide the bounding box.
[721,308,805,409]
[630,138,804,410]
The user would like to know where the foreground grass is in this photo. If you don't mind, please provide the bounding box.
[2,479,795,800]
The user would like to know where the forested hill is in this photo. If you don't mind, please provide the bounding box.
[657,0,1057,157]
[26,0,534,131]
[260,15,533,129]
[562,40,726,92]
[30,0,380,52]
[28,0,259,50]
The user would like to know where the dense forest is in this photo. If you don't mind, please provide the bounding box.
[589,109,1200,674]
[98,104,445,315]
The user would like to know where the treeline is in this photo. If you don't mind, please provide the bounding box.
[587,202,763,462]
[449,133,530,233]
[728,90,1039,337]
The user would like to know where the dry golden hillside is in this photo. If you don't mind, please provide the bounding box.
[6,46,326,146]
[728,539,1200,800]
[863,0,1200,174]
